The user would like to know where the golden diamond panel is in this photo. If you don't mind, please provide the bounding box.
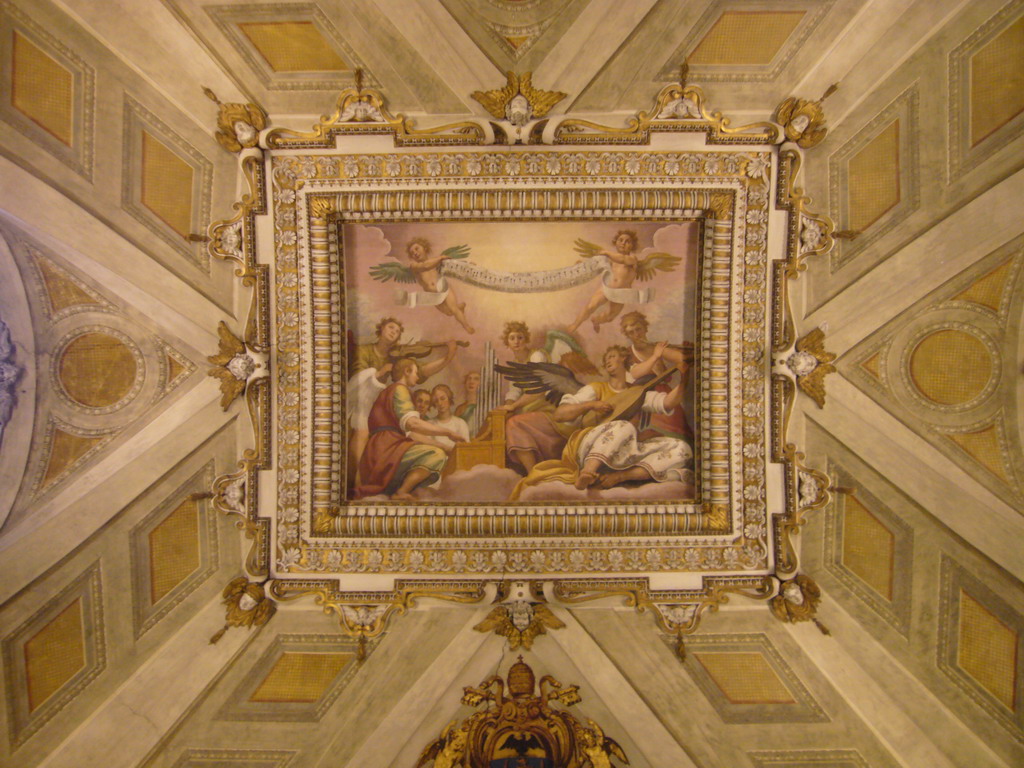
[958,591,1018,710]
[239,22,348,72]
[908,329,992,406]
[141,130,194,238]
[970,15,1024,146]
[688,12,805,66]
[23,599,85,712]
[841,496,894,600]
[249,652,353,703]
[847,120,901,232]
[58,332,137,408]
[11,31,73,145]
[148,498,201,603]
[693,652,795,704]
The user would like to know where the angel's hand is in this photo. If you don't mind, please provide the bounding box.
[653,341,668,359]
[447,431,468,443]
[590,401,614,415]
[498,403,517,412]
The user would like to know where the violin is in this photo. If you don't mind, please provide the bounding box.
[387,340,469,360]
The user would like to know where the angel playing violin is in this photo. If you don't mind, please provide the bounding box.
[566,230,681,334]
[369,238,475,334]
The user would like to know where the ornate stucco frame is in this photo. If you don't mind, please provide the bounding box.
[208,82,838,640]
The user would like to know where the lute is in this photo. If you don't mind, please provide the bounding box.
[580,365,681,428]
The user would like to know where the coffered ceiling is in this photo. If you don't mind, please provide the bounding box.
[0,0,1022,766]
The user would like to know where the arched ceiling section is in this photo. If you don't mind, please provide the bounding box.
[0,0,1021,767]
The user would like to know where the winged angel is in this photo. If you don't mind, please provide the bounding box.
[566,231,681,334]
[499,346,691,496]
[369,238,474,333]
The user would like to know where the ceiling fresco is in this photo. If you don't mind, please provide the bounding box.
[0,0,1022,767]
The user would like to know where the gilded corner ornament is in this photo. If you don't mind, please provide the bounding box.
[474,582,565,650]
[207,321,267,410]
[203,87,267,153]
[786,327,837,409]
[774,83,837,149]
[770,574,830,635]
[210,576,276,643]
[471,71,567,143]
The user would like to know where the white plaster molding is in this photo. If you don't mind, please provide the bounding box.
[35,595,253,768]
[808,377,1024,580]
[805,166,1024,354]
[0,156,226,350]
[51,0,248,131]
[549,608,697,767]
[342,608,496,768]
[786,592,1011,768]
[533,0,660,106]
[0,381,231,603]
[374,0,503,109]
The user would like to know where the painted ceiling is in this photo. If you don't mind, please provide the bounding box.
[0,0,1022,767]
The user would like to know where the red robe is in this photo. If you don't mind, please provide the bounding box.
[357,383,416,498]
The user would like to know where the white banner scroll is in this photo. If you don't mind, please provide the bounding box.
[394,277,450,307]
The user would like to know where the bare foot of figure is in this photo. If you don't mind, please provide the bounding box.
[597,466,654,489]
[575,470,599,490]
[391,492,417,501]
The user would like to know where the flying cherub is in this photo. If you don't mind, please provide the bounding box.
[369,238,475,334]
[566,230,681,334]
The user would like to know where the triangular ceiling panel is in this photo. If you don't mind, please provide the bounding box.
[440,0,592,73]
[0,227,206,525]
[840,244,1024,506]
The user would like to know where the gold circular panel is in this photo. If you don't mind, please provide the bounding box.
[58,332,138,408]
[908,329,992,406]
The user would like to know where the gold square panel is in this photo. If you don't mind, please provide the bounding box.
[693,651,795,704]
[840,496,894,601]
[239,22,347,72]
[11,30,73,145]
[149,498,202,603]
[141,130,194,239]
[969,15,1024,146]
[846,120,900,233]
[958,590,1018,710]
[249,652,353,703]
[688,11,805,66]
[23,599,85,712]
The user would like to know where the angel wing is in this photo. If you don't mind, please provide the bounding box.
[519,72,567,117]
[520,604,565,648]
[208,366,246,410]
[473,605,513,635]
[441,244,470,260]
[587,719,630,765]
[573,238,603,258]
[797,364,835,409]
[494,361,585,405]
[208,321,245,365]
[471,71,518,120]
[795,327,836,362]
[542,329,598,376]
[636,252,682,282]
[369,261,416,284]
